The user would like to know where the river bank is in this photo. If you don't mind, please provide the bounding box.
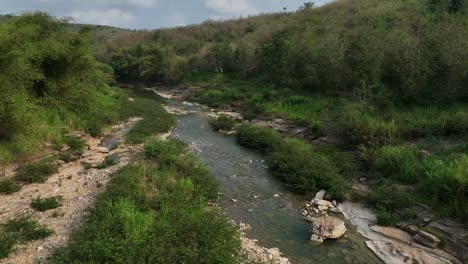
[0,117,143,263]
[154,87,466,264]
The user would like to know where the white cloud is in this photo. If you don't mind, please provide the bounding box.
[205,0,257,18]
[68,8,136,27]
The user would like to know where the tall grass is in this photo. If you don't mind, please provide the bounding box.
[237,125,352,200]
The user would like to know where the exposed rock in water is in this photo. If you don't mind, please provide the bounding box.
[310,216,346,243]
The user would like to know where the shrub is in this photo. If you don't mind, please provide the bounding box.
[372,145,420,183]
[63,136,85,154]
[365,185,413,225]
[0,179,20,194]
[267,138,346,200]
[31,196,63,212]
[0,215,53,259]
[15,161,57,183]
[236,125,283,152]
[144,139,186,162]
[210,115,237,131]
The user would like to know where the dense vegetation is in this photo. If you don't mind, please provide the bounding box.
[0,13,121,164]
[50,139,240,263]
[101,0,468,223]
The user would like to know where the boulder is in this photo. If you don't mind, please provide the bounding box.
[371,226,413,244]
[414,230,441,249]
[315,190,326,200]
[310,216,346,243]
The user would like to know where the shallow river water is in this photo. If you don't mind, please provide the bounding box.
[168,100,381,264]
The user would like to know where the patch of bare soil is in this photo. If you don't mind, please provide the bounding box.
[0,118,143,264]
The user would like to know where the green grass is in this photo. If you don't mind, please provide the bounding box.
[31,196,63,212]
[120,89,174,144]
[95,156,118,170]
[15,160,58,184]
[237,125,283,152]
[49,139,240,263]
[237,125,351,200]
[370,143,467,221]
[0,179,20,194]
[63,136,85,154]
[0,215,53,259]
[210,115,237,131]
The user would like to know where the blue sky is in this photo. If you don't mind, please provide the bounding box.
[0,0,334,29]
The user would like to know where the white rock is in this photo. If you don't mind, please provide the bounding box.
[310,216,346,243]
[315,189,326,200]
[273,193,280,197]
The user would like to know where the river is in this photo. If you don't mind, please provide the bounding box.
[167,99,381,264]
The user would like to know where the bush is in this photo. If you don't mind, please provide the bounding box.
[268,138,346,200]
[144,139,186,162]
[210,115,237,131]
[372,145,420,183]
[0,215,53,259]
[31,196,63,212]
[15,161,57,183]
[0,179,20,194]
[236,125,283,152]
[63,136,85,154]
[365,185,413,225]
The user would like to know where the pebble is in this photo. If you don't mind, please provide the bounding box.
[231,199,239,203]
[273,194,280,197]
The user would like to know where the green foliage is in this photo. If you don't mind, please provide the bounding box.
[31,196,63,212]
[15,160,57,183]
[144,138,186,163]
[237,125,349,200]
[267,138,346,200]
[0,179,20,194]
[365,185,413,225]
[210,115,237,131]
[120,89,174,144]
[50,141,239,263]
[0,215,53,259]
[419,154,468,219]
[237,125,283,152]
[372,146,420,183]
[0,13,121,162]
[112,43,187,84]
[63,136,85,154]
[95,156,118,170]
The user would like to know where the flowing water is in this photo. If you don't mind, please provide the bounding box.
[167,99,381,264]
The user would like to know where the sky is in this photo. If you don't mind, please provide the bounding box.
[0,0,334,29]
